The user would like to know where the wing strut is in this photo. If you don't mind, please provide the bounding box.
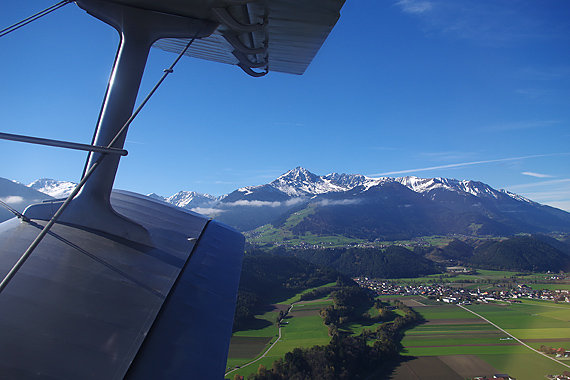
[0,35,202,294]
[22,0,217,242]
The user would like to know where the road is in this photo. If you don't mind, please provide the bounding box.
[457,304,570,370]
[224,304,294,377]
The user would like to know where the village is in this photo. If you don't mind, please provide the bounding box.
[353,277,570,305]
[353,275,570,380]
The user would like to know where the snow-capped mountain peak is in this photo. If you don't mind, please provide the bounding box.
[276,167,319,183]
[270,167,346,196]
[165,191,217,208]
[28,178,76,199]
[395,176,500,199]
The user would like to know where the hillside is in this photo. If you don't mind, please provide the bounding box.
[470,236,570,272]
[288,246,441,278]
[233,168,570,238]
[233,253,341,330]
[19,168,570,238]
[8,170,570,275]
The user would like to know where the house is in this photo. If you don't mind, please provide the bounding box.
[493,374,515,380]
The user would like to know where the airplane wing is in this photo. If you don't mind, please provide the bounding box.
[0,0,346,378]
[115,0,346,75]
[0,191,243,379]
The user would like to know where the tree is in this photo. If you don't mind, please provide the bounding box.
[257,364,269,377]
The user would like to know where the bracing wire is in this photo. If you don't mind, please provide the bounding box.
[0,0,72,39]
[0,199,29,222]
[0,33,200,293]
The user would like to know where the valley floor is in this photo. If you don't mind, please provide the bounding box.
[225,276,570,380]
[394,296,570,380]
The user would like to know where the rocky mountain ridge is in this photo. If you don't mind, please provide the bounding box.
[2,168,567,238]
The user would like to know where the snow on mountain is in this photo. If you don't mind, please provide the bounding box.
[0,177,53,222]
[499,189,535,204]
[28,178,76,199]
[395,176,501,198]
[270,167,346,196]
[23,168,539,217]
[266,167,390,196]
[165,191,218,209]
[237,187,255,196]
[322,172,390,191]
[322,172,367,188]
[230,167,535,204]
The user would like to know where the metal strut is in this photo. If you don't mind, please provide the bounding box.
[23,0,217,242]
[212,7,264,33]
[213,3,269,77]
[0,199,29,222]
[0,132,128,156]
[0,36,201,295]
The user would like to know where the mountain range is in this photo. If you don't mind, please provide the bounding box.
[1,167,569,240]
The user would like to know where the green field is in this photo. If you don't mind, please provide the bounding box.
[225,283,336,379]
[398,297,570,380]
[528,283,570,291]
[226,274,570,379]
[376,269,528,284]
[226,300,332,379]
[277,282,336,304]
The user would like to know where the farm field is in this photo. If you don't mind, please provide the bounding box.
[378,269,526,284]
[378,270,569,288]
[396,296,570,380]
[528,283,570,291]
[225,286,334,379]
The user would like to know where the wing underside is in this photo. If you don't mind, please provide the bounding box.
[108,0,346,75]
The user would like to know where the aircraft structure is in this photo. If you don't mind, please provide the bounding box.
[0,0,346,378]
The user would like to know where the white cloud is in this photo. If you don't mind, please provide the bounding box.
[190,207,226,215]
[420,150,476,162]
[507,178,570,190]
[482,120,561,132]
[223,197,306,208]
[230,200,282,207]
[396,0,433,14]
[519,66,570,81]
[284,198,306,207]
[395,1,567,45]
[316,199,361,207]
[545,201,570,213]
[503,179,570,212]
[515,88,546,99]
[524,190,570,201]
[0,196,24,204]
[521,171,553,179]
[369,153,569,177]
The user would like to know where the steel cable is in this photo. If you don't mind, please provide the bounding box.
[0,33,200,293]
[0,1,72,39]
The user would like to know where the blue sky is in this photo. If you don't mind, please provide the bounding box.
[1,0,569,211]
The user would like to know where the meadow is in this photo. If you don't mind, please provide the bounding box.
[398,297,570,380]
[226,271,570,379]
[225,285,334,379]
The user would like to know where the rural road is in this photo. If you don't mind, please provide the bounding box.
[224,304,294,377]
[458,304,570,370]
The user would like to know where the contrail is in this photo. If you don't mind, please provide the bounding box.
[368,153,570,177]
